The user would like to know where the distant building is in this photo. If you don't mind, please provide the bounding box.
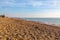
[0,15,5,18]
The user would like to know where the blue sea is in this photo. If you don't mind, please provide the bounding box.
[24,18,60,26]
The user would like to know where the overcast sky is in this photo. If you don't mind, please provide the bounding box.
[0,0,60,18]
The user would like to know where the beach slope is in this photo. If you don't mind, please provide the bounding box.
[0,17,60,40]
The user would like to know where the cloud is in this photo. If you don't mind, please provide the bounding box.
[28,0,60,8]
[0,0,60,8]
[0,0,27,8]
[26,0,42,7]
[31,10,60,18]
[0,0,15,4]
[5,9,60,18]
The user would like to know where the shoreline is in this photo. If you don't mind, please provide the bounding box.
[23,18,60,26]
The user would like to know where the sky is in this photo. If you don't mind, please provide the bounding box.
[0,0,60,18]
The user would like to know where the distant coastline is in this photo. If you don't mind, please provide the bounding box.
[23,18,60,26]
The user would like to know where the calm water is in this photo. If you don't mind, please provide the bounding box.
[24,18,60,25]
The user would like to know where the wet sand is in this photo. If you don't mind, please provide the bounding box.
[0,17,60,40]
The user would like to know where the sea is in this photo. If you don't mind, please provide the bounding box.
[24,18,60,26]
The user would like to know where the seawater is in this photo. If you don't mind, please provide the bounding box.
[24,18,60,26]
